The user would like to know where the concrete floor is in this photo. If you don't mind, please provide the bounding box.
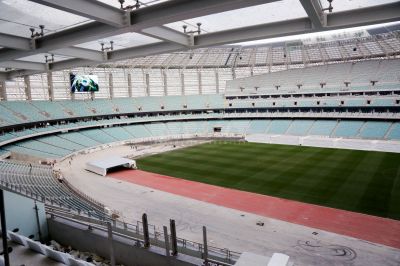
[57,140,400,266]
[0,238,64,266]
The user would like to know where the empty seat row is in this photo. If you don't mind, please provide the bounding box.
[0,95,225,128]
[0,161,107,219]
[227,59,400,94]
[2,120,400,160]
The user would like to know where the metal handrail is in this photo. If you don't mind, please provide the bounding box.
[45,207,240,264]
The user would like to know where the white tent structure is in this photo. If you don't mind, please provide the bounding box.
[85,156,136,176]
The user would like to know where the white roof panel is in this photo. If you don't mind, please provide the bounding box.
[165,0,307,34]
[75,32,162,51]
[17,53,74,63]
[0,0,90,37]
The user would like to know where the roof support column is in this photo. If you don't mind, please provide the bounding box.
[180,71,185,95]
[215,70,219,94]
[0,80,7,101]
[69,72,75,100]
[127,73,132,98]
[47,72,54,101]
[299,0,326,29]
[109,72,114,99]
[162,69,168,96]
[198,70,202,95]
[24,75,32,101]
[145,73,150,96]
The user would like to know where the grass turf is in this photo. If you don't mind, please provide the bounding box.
[137,141,400,220]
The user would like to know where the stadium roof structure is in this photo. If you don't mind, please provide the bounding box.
[0,0,399,80]
[102,31,400,69]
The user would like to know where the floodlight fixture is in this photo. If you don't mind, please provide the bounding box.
[322,0,333,13]
[39,25,45,36]
[29,25,45,39]
[134,0,140,9]
[196,23,202,34]
[100,41,114,52]
[119,0,125,9]
[182,23,203,35]
[119,0,140,10]
[29,28,35,38]
[45,54,55,63]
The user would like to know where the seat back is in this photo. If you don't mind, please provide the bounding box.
[26,238,46,255]
[45,246,71,264]
[8,231,27,246]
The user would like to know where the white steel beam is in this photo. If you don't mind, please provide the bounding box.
[50,47,105,62]
[50,58,99,72]
[327,2,400,28]
[196,18,312,47]
[0,61,46,71]
[5,2,400,78]
[108,42,182,62]
[0,0,275,62]
[28,0,127,27]
[0,34,104,61]
[299,0,326,28]
[0,33,32,50]
[141,26,191,46]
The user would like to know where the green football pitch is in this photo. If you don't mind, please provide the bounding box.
[137,141,400,220]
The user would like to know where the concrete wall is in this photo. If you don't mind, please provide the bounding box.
[47,217,202,266]
[4,190,48,241]
[246,134,400,153]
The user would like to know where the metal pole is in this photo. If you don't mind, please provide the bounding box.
[142,213,150,248]
[0,190,10,266]
[33,201,42,242]
[163,226,170,257]
[170,219,178,256]
[107,222,116,266]
[203,226,208,262]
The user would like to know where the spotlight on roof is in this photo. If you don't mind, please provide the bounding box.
[182,23,203,35]
[29,25,45,38]
[322,0,333,13]
[119,0,140,10]
[196,23,202,35]
[100,41,114,52]
[134,0,140,9]
[118,0,125,9]
[44,54,54,63]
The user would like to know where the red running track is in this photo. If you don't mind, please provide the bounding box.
[109,169,400,249]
